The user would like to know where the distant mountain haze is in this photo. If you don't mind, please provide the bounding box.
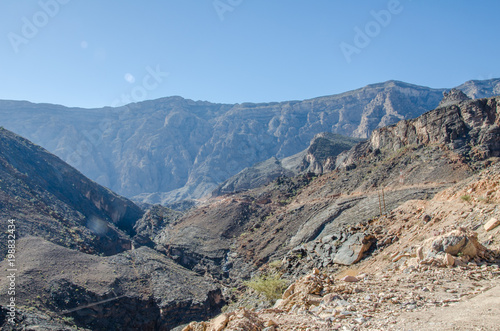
[0,79,499,204]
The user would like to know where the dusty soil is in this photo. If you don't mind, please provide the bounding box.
[391,285,500,330]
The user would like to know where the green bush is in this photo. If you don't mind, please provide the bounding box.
[244,274,288,302]
[460,195,471,202]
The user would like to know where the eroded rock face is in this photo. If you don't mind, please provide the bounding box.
[338,97,500,170]
[299,133,363,175]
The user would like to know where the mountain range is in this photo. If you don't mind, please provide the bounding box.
[1,79,498,204]
[0,81,499,330]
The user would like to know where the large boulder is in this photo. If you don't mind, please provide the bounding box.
[426,228,485,258]
[333,233,374,265]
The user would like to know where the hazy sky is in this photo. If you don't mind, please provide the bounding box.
[1,0,499,108]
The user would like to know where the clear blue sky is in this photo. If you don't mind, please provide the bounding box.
[0,0,499,108]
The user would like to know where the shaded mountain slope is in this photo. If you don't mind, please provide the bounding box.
[0,128,226,330]
[0,127,143,256]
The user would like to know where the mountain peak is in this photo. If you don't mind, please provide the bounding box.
[438,88,471,108]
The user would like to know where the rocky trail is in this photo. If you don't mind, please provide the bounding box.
[184,264,500,331]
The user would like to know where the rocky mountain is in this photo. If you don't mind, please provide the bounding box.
[212,133,362,197]
[0,237,223,330]
[2,79,498,204]
[155,95,500,286]
[0,127,224,330]
[456,78,500,99]
[0,88,499,330]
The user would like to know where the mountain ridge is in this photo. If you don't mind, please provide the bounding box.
[0,78,499,204]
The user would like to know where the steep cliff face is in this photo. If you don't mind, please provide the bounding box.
[0,127,143,256]
[337,96,500,169]
[299,133,364,174]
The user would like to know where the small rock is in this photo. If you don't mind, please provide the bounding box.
[342,275,360,282]
[484,218,500,232]
[265,320,278,326]
[321,293,341,305]
[444,253,455,267]
[354,317,367,324]
[208,313,230,331]
[273,299,284,308]
[336,300,350,307]
[416,246,424,261]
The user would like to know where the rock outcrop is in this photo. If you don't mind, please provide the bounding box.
[212,133,361,196]
[212,157,295,197]
[438,88,471,108]
[332,233,375,265]
[337,96,500,170]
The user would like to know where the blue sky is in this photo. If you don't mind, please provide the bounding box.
[0,0,499,108]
